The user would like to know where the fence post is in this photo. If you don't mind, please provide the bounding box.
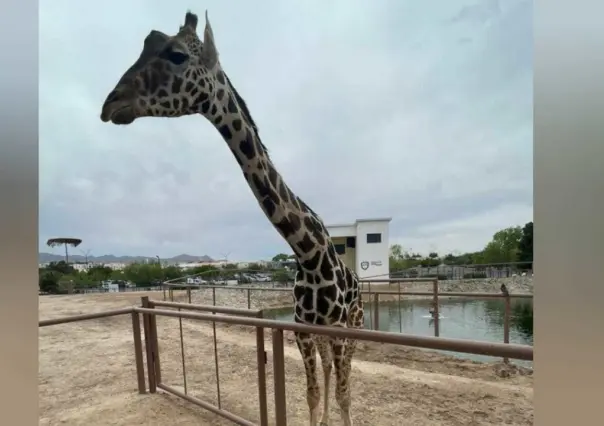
[187,286,192,304]
[272,329,287,426]
[502,289,511,364]
[432,280,440,337]
[142,297,162,386]
[130,311,146,394]
[256,311,269,426]
[247,288,251,309]
[373,293,380,330]
[141,297,156,393]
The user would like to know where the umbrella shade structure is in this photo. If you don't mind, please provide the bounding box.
[46,238,82,263]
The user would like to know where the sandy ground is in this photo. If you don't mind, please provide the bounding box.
[39,289,533,425]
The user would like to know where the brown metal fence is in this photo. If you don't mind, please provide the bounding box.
[39,279,534,426]
[162,278,532,352]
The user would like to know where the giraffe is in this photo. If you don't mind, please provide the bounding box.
[99,11,365,426]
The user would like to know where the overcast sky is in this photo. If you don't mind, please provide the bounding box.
[39,0,532,261]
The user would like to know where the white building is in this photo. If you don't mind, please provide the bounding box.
[326,218,391,279]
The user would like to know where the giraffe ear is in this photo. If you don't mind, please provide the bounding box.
[201,10,219,68]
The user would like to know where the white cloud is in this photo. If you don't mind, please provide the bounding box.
[39,0,532,260]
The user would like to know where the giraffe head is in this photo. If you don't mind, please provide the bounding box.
[100,11,222,125]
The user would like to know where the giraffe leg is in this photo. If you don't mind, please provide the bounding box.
[333,303,364,426]
[331,337,353,426]
[316,336,333,426]
[295,332,320,426]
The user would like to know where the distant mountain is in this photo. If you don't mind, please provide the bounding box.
[38,252,214,265]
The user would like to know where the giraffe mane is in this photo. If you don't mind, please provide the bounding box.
[223,73,270,154]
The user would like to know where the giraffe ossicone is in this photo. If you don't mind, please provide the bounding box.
[100,10,365,426]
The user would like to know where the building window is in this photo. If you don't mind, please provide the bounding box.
[366,233,382,244]
[334,244,346,255]
[346,237,356,248]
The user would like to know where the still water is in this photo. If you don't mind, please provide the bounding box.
[264,298,533,365]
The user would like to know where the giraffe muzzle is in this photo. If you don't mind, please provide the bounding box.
[100,88,138,125]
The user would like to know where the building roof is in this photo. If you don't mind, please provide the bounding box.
[327,217,392,228]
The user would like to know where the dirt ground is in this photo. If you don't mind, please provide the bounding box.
[39,290,533,425]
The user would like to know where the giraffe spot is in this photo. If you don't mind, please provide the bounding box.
[345,291,353,304]
[173,99,180,109]
[218,124,232,140]
[194,91,209,104]
[200,100,210,114]
[331,304,343,321]
[157,89,169,98]
[185,81,195,92]
[278,182,290,203]
[160,101,171,109]
[296,234,314,254]
[293,285,306,301]
[171,78,183,93]
[335,270,346,291]
[301,251,321,271]
[181,97,190,111]
[313,274,321,284]
[216,70,226,84]
[216,88,225,100]
[239,129,256,160]
[251,174,270,198]
[337,293,345,306]
[211,104,218,116]
[261,198,276,218]
[214,115,223,125]
[190,87,199,98]
[227,94,238,114]
[302,292,314,311]
[344,268,353,285]
[317,284,337,305]
[304,312,317,323]
[327,244,339,266]
[287,212,302,232]
[275,218,296,239]
[266,163,278,187]
[320,254,335,281]
[232,118,242,131]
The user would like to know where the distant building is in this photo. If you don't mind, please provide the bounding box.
[326,218,391,279]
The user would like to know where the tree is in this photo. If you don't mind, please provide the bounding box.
[481,226,523,264]
[39,270,60,293]
[46,237,82,263]
[87,265,113,281]
[248,262,263,271]
[46,261,74,275]
[272,253,290,262]
[517,221,533,268]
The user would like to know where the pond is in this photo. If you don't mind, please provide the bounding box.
[264,297,533,365]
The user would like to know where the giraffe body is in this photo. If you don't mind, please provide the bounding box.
[99,11,365,425]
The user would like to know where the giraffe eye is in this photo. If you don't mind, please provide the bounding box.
[164,51,189,65]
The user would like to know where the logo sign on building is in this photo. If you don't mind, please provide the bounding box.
[360,261,369,270]
[371,260,382,267]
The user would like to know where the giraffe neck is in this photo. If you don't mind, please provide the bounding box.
[198,81,338,277]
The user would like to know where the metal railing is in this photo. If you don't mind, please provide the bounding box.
[39,286,533,426]
[161,278,533,356]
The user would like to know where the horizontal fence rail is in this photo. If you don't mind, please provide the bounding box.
[134,306,532,361]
